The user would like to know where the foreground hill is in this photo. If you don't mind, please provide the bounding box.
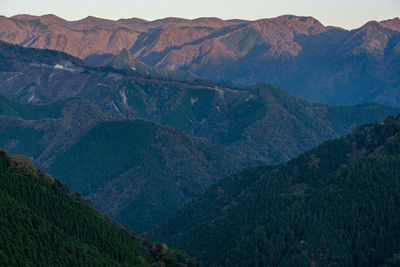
[0,95,244,232]
[0,15,399,106]
[151,115,400,266]
[1,41,399,164]
[0,150,196,266]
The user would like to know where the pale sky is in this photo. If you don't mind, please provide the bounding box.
[0,0,399,29]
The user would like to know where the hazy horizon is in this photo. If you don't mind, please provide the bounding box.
[1,0,399,30]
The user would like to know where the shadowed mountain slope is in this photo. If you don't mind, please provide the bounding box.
[151,115,400,266]
[0,94,244,232]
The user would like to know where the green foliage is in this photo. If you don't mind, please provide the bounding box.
[213,98,267,144]
[48,120,242,233]
[102,49,198,81]
[103,49,134,70]
[0,40,83,71]
[0,95,104,162]
[0,92,242,235]
[161,88,216,131]
[221,28,265,54]
[48,120,182,233]
[0,94,66,120]
[0,125,43,158]
[134,59,199,81]
[50,120,157,195]
[1,40,399,164]
[1,41,400,243]
[152,116,400,266]
[0,151,197,266]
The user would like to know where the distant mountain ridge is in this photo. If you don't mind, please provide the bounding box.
[0,14,246,59]
[0,14,399,106]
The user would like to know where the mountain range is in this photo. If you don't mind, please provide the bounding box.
[1,40,399,234]
[0,14,399,106]
[1,12,400,266]
[1,40,399,164]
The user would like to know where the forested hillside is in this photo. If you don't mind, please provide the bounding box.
[1,41,400,235]
[0,150,196,266]
[1,41,399,164]
[0,96,106,168]
[152,115,400,266]
[47,120,244,232]
[0,95,244,233]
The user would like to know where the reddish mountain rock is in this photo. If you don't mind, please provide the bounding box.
[0,15,399,106]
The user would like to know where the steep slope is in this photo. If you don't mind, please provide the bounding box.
[151,16,400,106]
[47,120,244,232]
[101,49,199,81]
[133,59,199,81]
[0,96,106,168]
[0,94,244,233]
[0,14,243,59]
[0,150,196,266]
[1,41,399,164]
[102,48,136,70]
[0,14,140,59]
[0,93,67,119]
[0,15,399,106]
[151,115,400,266]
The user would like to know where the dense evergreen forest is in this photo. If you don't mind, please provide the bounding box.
[48,120,244,233]
[152,115,400,266]
[0,150,196,266]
